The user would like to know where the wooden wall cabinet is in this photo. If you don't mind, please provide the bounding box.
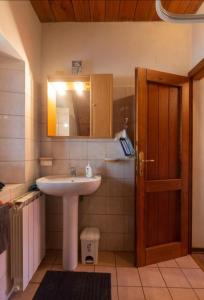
[90,74,113,138]
[47,74,113,138]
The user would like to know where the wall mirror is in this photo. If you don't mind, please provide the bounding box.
[47,74,113,138]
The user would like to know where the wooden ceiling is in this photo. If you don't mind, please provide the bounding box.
[30,0,203,23]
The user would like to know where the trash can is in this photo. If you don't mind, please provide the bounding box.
[80,227,100,264]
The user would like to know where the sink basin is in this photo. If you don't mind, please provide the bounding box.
[36,175,101,271]
[36,175,101,197]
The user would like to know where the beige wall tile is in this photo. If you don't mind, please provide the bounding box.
[106,141,124,158]
[52,141,68,159]
[107,197,123,215]
[0,162,25,183]
[0,138,24,161]
[0,68,25,93]
[101,233,124,251]
[68,141,87,159]
[80,196,108,215]
[40,141,52,157]
[123,234,135,252]
[87,141,106,159]
[0,115,24,138]
[0,92,25,115]
[52,159,69,175]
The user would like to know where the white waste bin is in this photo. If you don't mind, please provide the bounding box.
[80,227,100,264]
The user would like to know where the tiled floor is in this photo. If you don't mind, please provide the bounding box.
[10,251,204,300]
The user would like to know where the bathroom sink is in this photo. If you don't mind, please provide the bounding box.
[36,175,101,197]
[36,175,101,271]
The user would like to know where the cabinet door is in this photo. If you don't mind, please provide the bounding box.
[90,74,113,137]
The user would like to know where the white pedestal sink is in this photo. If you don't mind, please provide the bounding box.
[36,175,101,270]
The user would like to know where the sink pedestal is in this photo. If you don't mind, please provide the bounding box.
[63,195,78,270]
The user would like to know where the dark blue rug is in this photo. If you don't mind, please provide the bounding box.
[33,271,111,300]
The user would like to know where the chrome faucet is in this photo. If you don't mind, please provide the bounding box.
[70,167,77,177]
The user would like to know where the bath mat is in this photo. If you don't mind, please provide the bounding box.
[33,270,111,300]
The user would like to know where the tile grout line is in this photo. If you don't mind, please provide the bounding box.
[157,266,174,300]
[137,267,147,300]
[179,267,200,299]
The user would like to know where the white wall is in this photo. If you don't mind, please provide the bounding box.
[192,79,204,248]
[42,22,192,86]
[191,3,204,67]
[0,1,42,299]
[191,2,204,248]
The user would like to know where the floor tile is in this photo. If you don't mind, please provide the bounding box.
[138,267,166,287]
[160,268,191,288]
[158,259,178,268]
[51,264,63,271]
[9,283,39,300]
[74,264,95,272]
[31,264,52,283]
[118,287,145,300]
[115,252,135,267]
[176,256,199,269]
[169,288,198,300]
[97,251,116,267]
[95,266,117,286]
[112,287,119,300]
[143,287,172,300]
[182,269,204,288]
[117,267,141,286]
[194,288,204,299]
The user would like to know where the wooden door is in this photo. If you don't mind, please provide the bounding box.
[136,68,190,266]
[90,74,113,137]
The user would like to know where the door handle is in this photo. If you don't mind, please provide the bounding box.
[141,159,155,163]
[138,152,155,176]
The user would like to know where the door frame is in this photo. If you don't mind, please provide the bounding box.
[135,68,190,266]
[188,58,204,253]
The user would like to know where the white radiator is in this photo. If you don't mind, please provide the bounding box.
[10,193,45,291]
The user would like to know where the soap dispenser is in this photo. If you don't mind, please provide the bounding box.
[86,162,93,178]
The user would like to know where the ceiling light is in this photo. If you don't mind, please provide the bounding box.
[52,82,66,96]
[74,82,84,95]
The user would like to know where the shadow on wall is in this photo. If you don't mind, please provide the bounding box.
[113,95,135,143]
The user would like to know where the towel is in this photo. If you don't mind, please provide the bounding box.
[0,204,10,254]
